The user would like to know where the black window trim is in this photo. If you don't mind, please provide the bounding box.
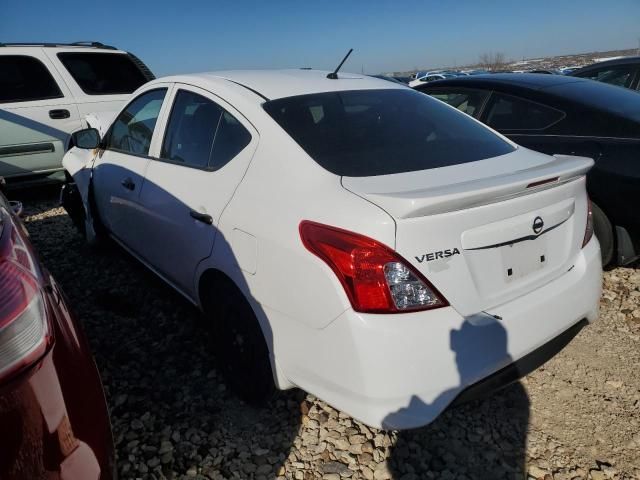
[426,86,493,119]
[482,91,566,132]
[56,51,149,96]
[155,88,253,172]
[0,54,64,104]
[103,87,168,159]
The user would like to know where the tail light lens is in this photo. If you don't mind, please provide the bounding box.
[582,197,594,248]
[299,221,448,313]
[0,214,49,381]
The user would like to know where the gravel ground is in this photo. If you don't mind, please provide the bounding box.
[20,196,640,480]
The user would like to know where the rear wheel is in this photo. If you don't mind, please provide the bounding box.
[592,202,614,267]
[203,278,275,404]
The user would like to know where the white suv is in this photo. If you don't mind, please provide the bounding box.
[62,70,602,429]
[0,42,153,185]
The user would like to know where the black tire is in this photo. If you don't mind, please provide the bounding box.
[205,280,275,404]
[592,202,615,267]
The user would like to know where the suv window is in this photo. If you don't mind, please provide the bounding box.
[107,89,166,156]
[161,90,251,170]
[57,52,149,95]
[485,94,564,131]
[428,88,490,118]
[0,55,63,103]
[264,89,514,177]
[575,65,636,89]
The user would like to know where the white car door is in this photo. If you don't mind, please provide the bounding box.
[136,84,258,298]
[0,49,81,179]
[91,86,171,252]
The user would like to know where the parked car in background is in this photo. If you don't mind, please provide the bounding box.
[0,42,154,187]
[0,180,114,479]
[370,74,407,85]
[416,73,640,266]
[61,70,600,429]
[571,56,640,91]
[408,73,457,87]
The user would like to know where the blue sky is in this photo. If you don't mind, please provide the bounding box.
[2,0,639,75]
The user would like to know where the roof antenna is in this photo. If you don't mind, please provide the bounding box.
[327,48,353,79]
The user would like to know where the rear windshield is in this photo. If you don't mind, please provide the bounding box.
[264,89,515,176]
[57,52,149,95]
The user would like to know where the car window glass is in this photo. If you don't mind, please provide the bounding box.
[0,55,63,103]
[429,89,490,118]
[264,89,514,177]
[210,111,252,170]
[57,53,149,95]
[161,90,223,168]
[485,93,564,130]
[576,66,635,88]
[107,89,166,155]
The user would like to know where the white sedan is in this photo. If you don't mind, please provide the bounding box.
[61,69,602,429]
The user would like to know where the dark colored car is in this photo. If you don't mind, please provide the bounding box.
[571,56,640,91]
[0,180,114,479]
[415,73,640,266]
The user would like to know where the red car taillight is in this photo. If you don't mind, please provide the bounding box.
[582,197,594,248]
[0,216,49,381]
[299,221,448,313]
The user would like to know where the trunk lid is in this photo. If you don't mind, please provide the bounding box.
[342,148,593,316]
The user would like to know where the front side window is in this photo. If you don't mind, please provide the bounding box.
[429,88,490,118]
[0,55,62,103]
[161,90,252,170]
[575,65,635,89]
[106,89,166,156]
[57,52,150,95]
[264,88,514,177]
[485,93,564,131]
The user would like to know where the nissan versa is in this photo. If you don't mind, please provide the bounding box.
[61,70,602,429]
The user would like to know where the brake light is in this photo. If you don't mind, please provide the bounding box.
[0,215,49,381]
[582,197,594,248]
[299,221,448,313]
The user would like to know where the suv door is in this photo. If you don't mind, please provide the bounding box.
[0,51,81,180]
[92,87,169,250]
[136,85,257,298]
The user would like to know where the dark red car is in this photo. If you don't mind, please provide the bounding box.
[0,184,114,479]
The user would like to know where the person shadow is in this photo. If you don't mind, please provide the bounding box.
[384,316,530,479]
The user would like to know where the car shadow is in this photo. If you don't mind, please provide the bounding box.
[22,190,303,480]
[384,319,530,479]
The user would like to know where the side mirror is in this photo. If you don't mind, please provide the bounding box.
[72,128,101,150]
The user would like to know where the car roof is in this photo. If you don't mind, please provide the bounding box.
[160,69,406,101]
[419,73,640,123]
[572,56,640,74]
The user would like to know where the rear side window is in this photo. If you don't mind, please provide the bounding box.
[57,52,149,95]
[0,55,62,103]
[485,94,564,131]
[429,88,490,118]
[264,89,514,177]
[107,89,166,156]
[161,90,251,170]
[574,65,636,89]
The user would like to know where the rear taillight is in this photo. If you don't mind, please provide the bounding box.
[0,215,49,381]
[582,197,594,248]
[299,221,448,313]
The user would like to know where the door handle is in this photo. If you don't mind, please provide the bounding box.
[121,178,135,191]
[190,210,213,225]
[49,109,71,119]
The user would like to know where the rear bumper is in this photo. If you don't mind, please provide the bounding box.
[0,280,113,479]
[274,237,602,429]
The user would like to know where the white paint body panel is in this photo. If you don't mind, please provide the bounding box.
[63,70,602,429]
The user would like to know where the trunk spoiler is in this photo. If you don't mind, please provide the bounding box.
[344,155,593,219]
